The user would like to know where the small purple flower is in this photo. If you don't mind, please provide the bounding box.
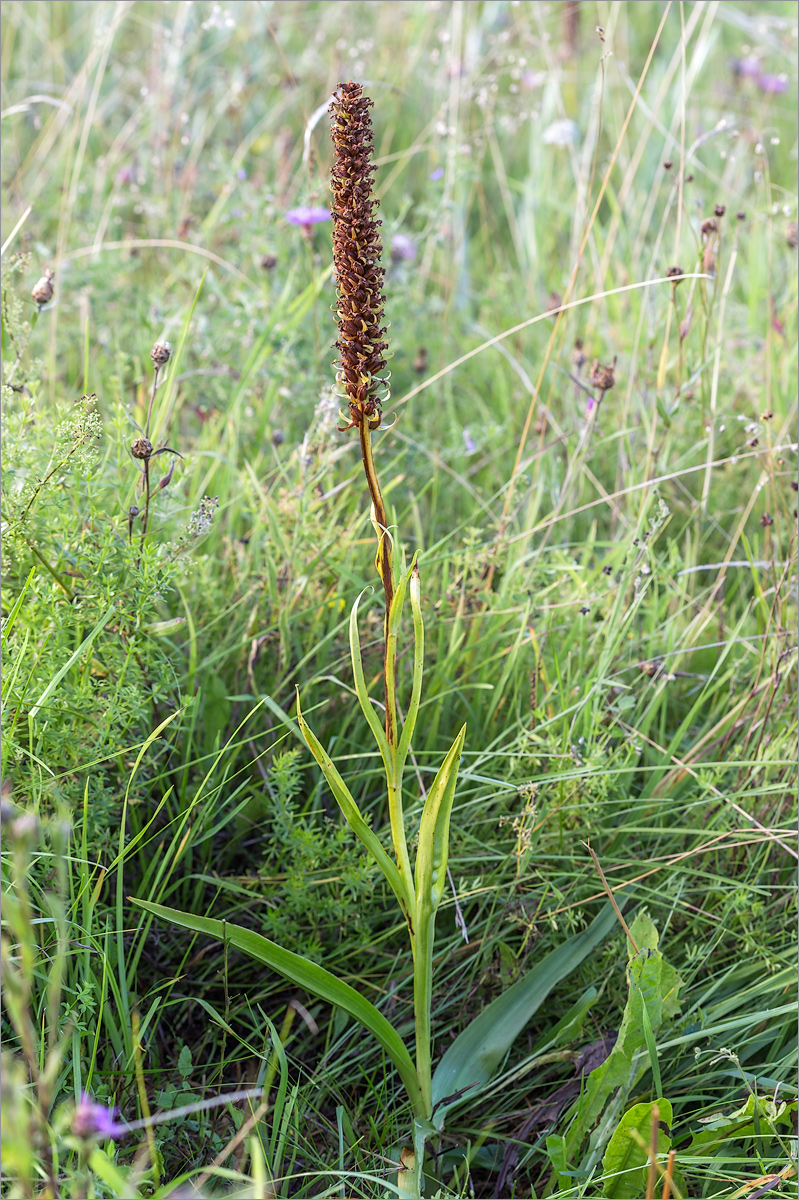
[586,396,596,417]
[462,428,476,453]
[73,1093,126,1140]
[391,233,417,262]
[733,56,762,79]
[236,167,247,181]
[285,206,331,228]
[757,72,788,94]
[429,167,444,181]
[116,167,134,186]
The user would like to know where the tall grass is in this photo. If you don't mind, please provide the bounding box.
[1,2,797,1197]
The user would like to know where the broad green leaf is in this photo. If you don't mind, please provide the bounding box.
[415,724,467,915]
[431,898,626,1123]
[128,898,424,1116]
[602,1099,672,1199]
[562,911,684,1163]
[295,697,410,916]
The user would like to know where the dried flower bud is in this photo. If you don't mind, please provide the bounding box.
[700,218,718,239]
[760,512,773,527]
[157,458,177,491]
[685,173,694,183]
[761,410,773,421]
[131,436,153,460]
[791,481,798,492]
[127,505,140,539]
[666,266,685,282]
[261,254,278,270]
[714,204,726,218]
[573,338,586,371]
[413,347,428,374]
[787,222,799,249]
[329,81,389,432]
[150,341,172,367]
[737,211,746,221]
[589,358,616,394]
[663,160,673,170]
[272,429,284,446]
[31,267,54,306]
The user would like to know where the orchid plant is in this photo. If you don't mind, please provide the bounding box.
[131,81,621,1198]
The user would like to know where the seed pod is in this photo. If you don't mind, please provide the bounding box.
[131,436,153,460]
[150,341,172,367]
[31,268,54,306]
[589,358,616,394]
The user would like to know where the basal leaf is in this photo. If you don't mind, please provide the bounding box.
[431,899,626,1124]
[128,898,424,1116]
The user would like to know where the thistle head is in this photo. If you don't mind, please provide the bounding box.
[329,81,389,433]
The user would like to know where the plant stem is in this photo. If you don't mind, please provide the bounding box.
[358,419,395,740]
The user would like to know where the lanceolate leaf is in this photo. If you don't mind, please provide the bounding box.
[431,899,627,1123]
[127,898,424,1116]
[295,697,410,916]
[415,724,467,916]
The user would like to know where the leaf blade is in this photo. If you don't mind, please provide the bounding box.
[128,898,424,1115]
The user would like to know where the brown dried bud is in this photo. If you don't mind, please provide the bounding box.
[261,254,278,270]
[685,174,694,182]
[760,512,774,527]
[791,481,798,492]
[413,347,428,374]
[761,410,773,421]
[589,358,616,394]
[272,429,284,446]
[573,338,586,371]
[700,218,718,239]
[663,160,673,170]
[737,211,746,221]
[666,266,685,282]
[714,204,726,218]
[31,267,54,306]
[131,436,153,460]
[329,81,389,431]
[787,222,799,249]
[151,341,172,367]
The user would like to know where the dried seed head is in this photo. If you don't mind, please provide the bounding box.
[31,267,54,306]
[329,81,389,431]
[150,341,172,367]
[573,338,586,371]
[700,218,718,239]
[663,160,673,170]
[714,204,726,218]
[413,347,428,374]
[261,254,278,270]
[666,265,685,282]
[131,436,153,460]
[589,358,616,394]
[760,512,774,527]
[737,210,746,221]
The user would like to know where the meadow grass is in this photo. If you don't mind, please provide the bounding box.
[1,2,797,1197]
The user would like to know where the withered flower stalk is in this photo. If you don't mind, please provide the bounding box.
[330,81,395,737]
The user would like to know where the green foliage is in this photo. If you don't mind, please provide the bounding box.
[557,913,684,1174]
[601,1098,675,1200]
[1,0,797,1196]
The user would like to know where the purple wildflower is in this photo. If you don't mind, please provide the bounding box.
[391,233,417,262]
[285,206,331,228]
[757,72,788,94]
[462,428,476,453]
[116,167,134,186]
[236,167,247,181]
[73,1093,126,1140]
[429,167,444,181]
[733,56,761,79]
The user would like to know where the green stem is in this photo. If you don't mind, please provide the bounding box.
[413,913,434,1117]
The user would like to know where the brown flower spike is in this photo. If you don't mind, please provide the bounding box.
[330,81,390,433]
[330,81,395,737]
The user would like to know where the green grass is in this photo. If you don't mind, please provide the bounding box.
[1,2,797,1197]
